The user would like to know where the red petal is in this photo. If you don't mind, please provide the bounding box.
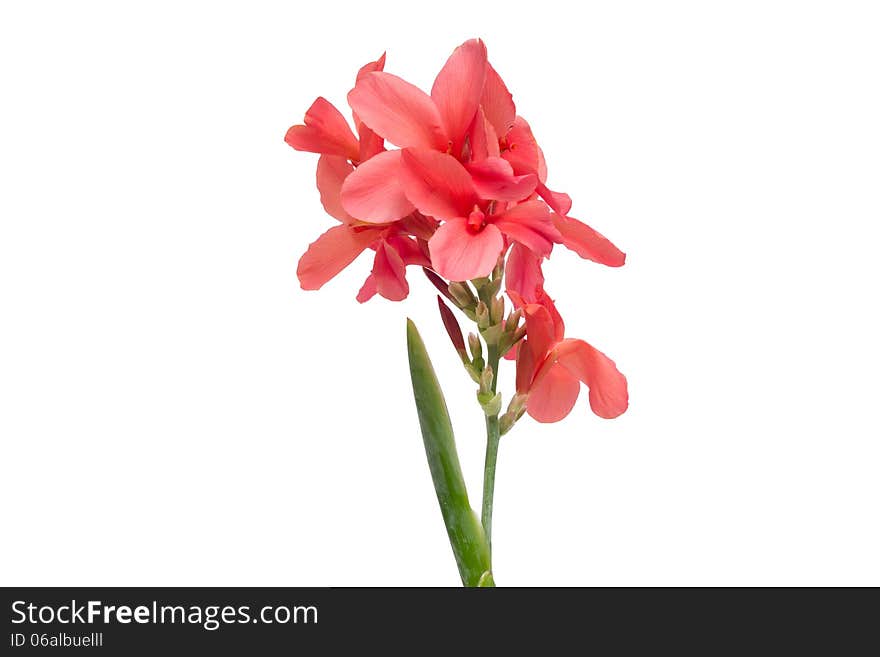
[502,116,542,174]
[515,338,539,393]
[521,303,557,362]
[428,218,503,281]
[526,361,581,423]
[356,274,377,303]
[348,72,447,150]
[467,157,537,201]
[285,97,359,160]
[297,224,376,290]
[505,243,545,303]
[357,123,385,162]
[316,155,355,223]
[356,52,386,82]
[467,106,501,162]
[557,338,628,419]
[552,214,626,267]
[399,148,478,219]
[431,38,488,156]
[481,63,516,138]
[536,182,572,216]
[372,240,409,301]
[493,200,561,257]
[340,150,414,223]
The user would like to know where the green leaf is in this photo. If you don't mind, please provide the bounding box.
[406,318,492,587]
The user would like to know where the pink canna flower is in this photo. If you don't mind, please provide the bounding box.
[513,291,628,422]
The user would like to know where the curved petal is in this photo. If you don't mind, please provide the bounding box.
[285,97,359,160]
[481,63,516,138]
[557,338,628,419]
[505,242,544,302]
[428,218,503,281]
[526,361,581,423]
[316,155,355,223]
[400,148,478,219]
[356,52,386,82]
[502,116,542,174]
[357,123,385,162]
[340,150,414,223]
[521,303,557,362]
[494,200,560,257]
[372,240,409,301]
[536,182,572,216]
[386,234,431,267]
[431,38,487,156]
[348,72,447,150]
[552,214,626,267]
[467,157,537,201]
[467,106,501,162]
[356,273,377,303]
[297,224,376,290]
[515,338,539,392]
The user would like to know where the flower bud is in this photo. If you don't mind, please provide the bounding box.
[436,296,467,359]
[479,365,494,395]
[490,296,505,325]
[468,333,482,362]
[505,308,523,333]
[475,301,490,330]
[448,282,477,309]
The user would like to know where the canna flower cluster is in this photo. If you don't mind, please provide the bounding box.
[286,38,628,424]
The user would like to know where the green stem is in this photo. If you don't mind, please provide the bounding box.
[481,344,502,553]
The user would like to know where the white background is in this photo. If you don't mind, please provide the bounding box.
[2,1,878,586]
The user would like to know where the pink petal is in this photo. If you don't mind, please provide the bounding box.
[502,116,542,175]
[297,224,377,290]
[534,289,565,343]
[428,218,503,281]
[481,63,516,138]
[356,52,386,82]
[399,148,478,219]
[553,214,626,267]
[521,303,557,363]
[386,234,431,267]
[357,123,385,162]
[493,200,561,257]
[372,240,409,301]
[467,157,537,201]
[316,155,355,223]
[536,182,572,216]
[431,38,488,156]
[526,361,581,423]
[467,106,501,161]
[515,338,539,393]
[505,243,545,302]
[348,72,448,150]
[356,273,377,303]
[557,338,628,419]
[340,150,415,223]
[285,97,359,160]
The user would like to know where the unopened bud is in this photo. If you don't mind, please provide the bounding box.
[491,257,504,282]
[468,333,482,362]
[499,412,515,435]
[449,282,476,309]
[490,296,505,325]
[479,365,494,394]
[475,301,490,330]
[507,392,528,418]
[505,308,523,333]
